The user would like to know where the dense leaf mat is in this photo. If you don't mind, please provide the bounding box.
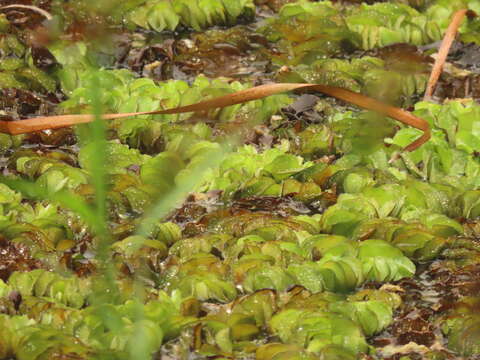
[1,0,480,359]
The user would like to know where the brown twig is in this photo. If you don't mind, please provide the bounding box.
[0,4,53,21]
[0,83,430,152]
[424,9,468,100]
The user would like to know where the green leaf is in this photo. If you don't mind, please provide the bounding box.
[329,300,393,336]
[243,265,294,293]
[358,239,415,281]
[79,142,148,175]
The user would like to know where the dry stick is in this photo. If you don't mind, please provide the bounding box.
[0,4,53,20]
[424,9,468,100]
[1,83,431,152]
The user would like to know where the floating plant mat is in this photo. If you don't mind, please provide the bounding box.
[0,82,431,153]
[1,1,480,360]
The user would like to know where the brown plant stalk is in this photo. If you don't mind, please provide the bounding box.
[424,9,469,100]
[1,83,430,152]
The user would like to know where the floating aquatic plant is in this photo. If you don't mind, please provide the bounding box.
[1,0,480,359]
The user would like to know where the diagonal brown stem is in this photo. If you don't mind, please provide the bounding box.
[424,9,468,100]
[1,83,430,152]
